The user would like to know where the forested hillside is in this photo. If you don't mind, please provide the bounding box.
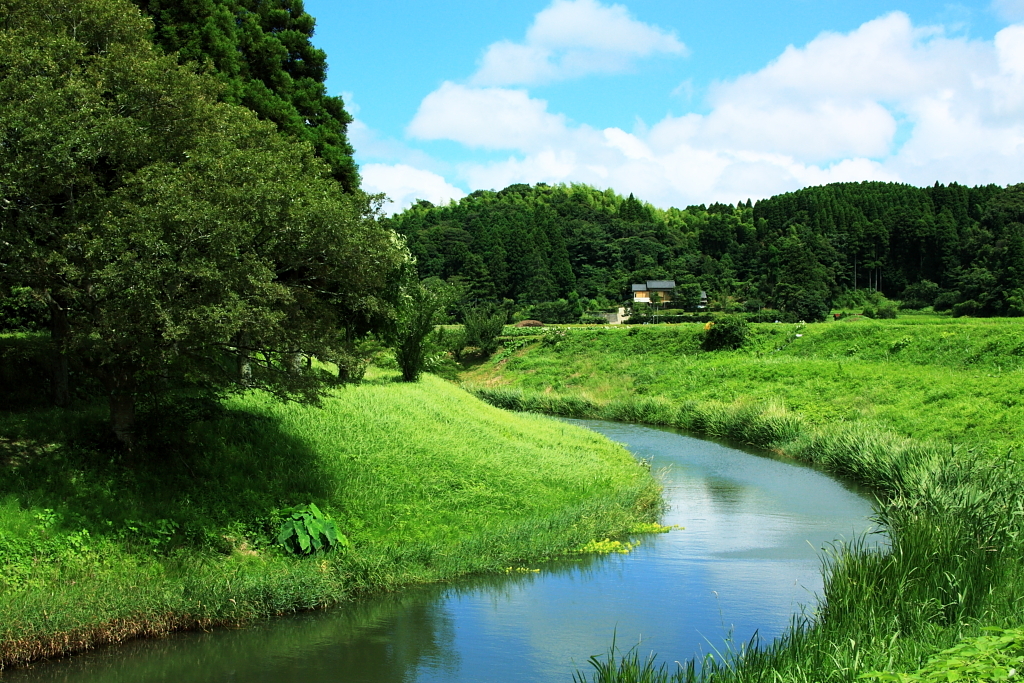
[387,181,1024,321]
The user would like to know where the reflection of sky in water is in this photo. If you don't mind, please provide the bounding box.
[5,420,880,683]
[408,421,880,682]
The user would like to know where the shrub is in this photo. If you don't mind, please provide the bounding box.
[463,305,506,355]
[522,299,576,324]
[0,287,47,332]
[900,280,941,309]
[933,290,960,312]
[862,301,897,319]
[876,303,898,319]
[780,289,831,322]
[952,299,981,317]
[393,278,458,382]
[701,315,748,351]
[432,326,467,361]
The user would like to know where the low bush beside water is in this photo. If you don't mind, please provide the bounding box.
[463,317,1024,683]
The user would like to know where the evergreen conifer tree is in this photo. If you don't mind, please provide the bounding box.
[132,0,359,191]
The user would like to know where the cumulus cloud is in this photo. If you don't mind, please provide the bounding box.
[471,0,685,86]
[360,164,466,214]
[400,11,1024,208]
[349,119,441,170]
[407,81,572,150]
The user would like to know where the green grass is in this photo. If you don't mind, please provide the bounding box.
[462,317,1024,683]
[467,318,1024,456]
[0,368,660,668]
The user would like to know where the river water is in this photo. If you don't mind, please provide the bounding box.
[5,419,880,683]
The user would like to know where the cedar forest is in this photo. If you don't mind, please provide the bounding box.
[386,181,1024,323]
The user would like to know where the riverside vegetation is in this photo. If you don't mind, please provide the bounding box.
[3,2,1023,680]
[0,356,661,669]
[462,316,1024,683]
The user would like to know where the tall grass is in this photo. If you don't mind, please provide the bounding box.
[0,371,661,668]
[464,318,1024,683]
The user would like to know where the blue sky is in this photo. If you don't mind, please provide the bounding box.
[305,0,1024,211]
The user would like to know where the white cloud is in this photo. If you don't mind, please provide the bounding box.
[350,119,441,170]
[471,0,685,86]
[996,23,1024,75]
[397,11,1024,208]
[360,164,466,214]
[407,81,572,150]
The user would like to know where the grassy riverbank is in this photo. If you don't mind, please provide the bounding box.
[468,317,1024,456]
[462,318,1024,682]
[0,369,660,669]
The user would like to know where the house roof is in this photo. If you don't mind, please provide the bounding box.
[631,280,676,292]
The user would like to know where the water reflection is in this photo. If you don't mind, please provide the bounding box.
[4,420,880,683]
[4,587,459,683]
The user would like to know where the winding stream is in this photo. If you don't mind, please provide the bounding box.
[5,420,880,683]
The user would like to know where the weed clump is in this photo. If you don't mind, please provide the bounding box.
[701,315,748,351]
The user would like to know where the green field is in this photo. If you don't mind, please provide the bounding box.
[463,317,1024,683]
[467,317,1024,456]
[0,366,660,668]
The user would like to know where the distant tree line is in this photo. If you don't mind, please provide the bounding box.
[386,181,1024,322]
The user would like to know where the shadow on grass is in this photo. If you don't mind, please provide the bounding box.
[0,393,333,549]
[455,350,493,372]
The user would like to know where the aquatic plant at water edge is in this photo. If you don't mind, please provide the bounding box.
[861,628,1024,683]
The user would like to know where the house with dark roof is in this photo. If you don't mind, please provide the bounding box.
[631,280,676,303]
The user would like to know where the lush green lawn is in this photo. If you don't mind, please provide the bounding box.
[0,369,659,668]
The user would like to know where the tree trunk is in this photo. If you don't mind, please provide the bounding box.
[287,352,306,375]
[109,391,136,449]
[48,302,70,408]
[96,364,137,449]
[236,332,252,386]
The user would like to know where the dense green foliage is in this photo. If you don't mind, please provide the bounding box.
[862,628,1024,683]
[700,314,747,351]
[387,181,1024,321]
[463,318,1024,683]
[130,0,359,191]
[0,0,405,441]
[0,367,660,667]
[275,503,347,556]
[462,303,507,354]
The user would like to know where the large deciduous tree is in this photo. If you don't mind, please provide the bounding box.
[0,0,407,446]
